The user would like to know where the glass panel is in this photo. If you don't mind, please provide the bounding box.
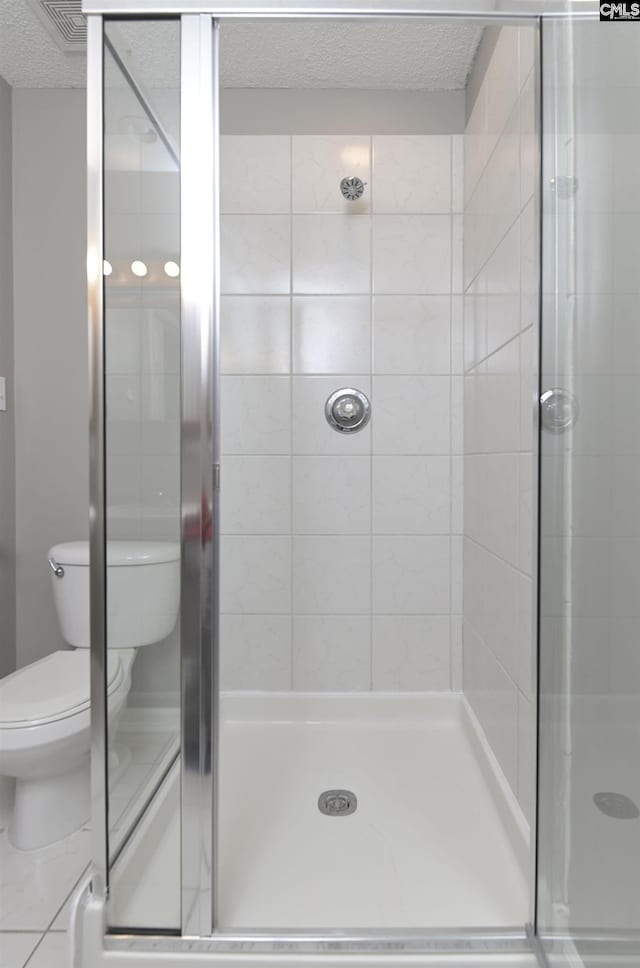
[217,17,538,934]
[538,17,640,968]
[103,18,181,931]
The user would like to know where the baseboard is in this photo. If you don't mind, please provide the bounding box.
[461,695,530,881]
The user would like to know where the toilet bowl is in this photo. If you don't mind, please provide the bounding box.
[0,540,179,851]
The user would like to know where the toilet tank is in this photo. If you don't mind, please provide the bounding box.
[48,541,180,649]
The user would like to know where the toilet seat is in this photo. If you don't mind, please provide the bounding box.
[0,651,124,728]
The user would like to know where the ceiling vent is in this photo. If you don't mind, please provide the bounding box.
[26,0,87,53]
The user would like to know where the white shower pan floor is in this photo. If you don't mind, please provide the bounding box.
[109,693,529,931]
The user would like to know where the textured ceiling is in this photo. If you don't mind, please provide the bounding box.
[0,2,483,90]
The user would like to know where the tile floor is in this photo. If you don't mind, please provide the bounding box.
[0,718,177,968]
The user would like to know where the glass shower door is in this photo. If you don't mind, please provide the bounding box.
[537,16,640,968]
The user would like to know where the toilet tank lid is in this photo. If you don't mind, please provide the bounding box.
[48,540,180,567]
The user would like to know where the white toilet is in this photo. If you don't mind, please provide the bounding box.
[0,540,179,851]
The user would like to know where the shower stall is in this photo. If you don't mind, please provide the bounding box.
[76,2,640,966]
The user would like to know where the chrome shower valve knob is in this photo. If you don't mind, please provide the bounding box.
[325,388,371,433]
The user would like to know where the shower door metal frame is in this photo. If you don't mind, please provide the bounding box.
[179,12,220,938]
[84,0,591,959]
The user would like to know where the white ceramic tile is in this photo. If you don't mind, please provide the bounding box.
[0,829,90,931]
[21,931,67,968]
[463,274,487,373]
[464,454,519,567]
[451,375,464,456]
[221,456,291,534]
[451,295,464,375]
[519,71,537,211]
[221,296,290,374]
[292,615,371,690]
[372,376,450,455]
[518,453,534,577]
[612,294,640,375]
[292,136,370,214]
[517,572,534,700]
[451,214,464,295]
[221,135,290,213]
[463,621,519,794]
[372,215,450,294]
[292,456,370,535]
[485,105,521,261]
[517,691,535,825]
[221,376,290,455]
[452,457,464,536]
[140,302,181,375]
[614,134,640,213]
[451,535,463,616]
[372,295,450,375]
[519,25,536,91]
[372,536,450,615]
[105,308,142,375]
[220,535,291,614]
[220,615,291,690]
[140,417,179,459]
[0,932,41,968]
[293,536,370,614]
[292,376,371,456]
[519,332,536,457]
[373,136,451,214]
[293,296,370,374]
[106,454,142,512]
[463,537,519,683]
[292,215,370,294]
[482,336,521,455]
[106,373,141,425]
[372,456,449,535]
[451,614,463,692]
[221,215,290,294]
[141,373,179,423]
[486,220,521,357]
[106,418,141,460]
[372,615,450,690]
[141,455,179,517]
[139,213,179,260]
[451,135,464,214]
[520,199,538,336]
[141,171,179,215]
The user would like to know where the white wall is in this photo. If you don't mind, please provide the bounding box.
[462,26,538,822]
[0,76,16,679]
[217,132,464,691]
[12,89,88,670]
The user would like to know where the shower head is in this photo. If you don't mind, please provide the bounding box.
[340,176,367,201]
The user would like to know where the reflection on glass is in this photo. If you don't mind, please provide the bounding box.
[103,18,181,932]
[538,17,640,967]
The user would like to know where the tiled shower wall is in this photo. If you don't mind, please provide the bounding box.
[219,133,464,692]
[462,26,538,821]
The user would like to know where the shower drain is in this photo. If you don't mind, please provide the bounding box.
[318,789,357,817]
[593,792,639,819]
